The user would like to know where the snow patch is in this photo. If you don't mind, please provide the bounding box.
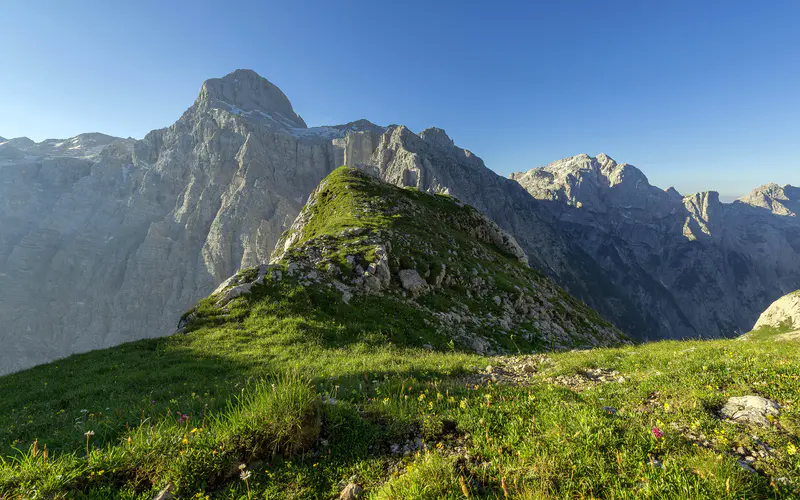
[290,127,347,140]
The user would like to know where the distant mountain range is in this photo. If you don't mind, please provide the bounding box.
[1,69,798,374]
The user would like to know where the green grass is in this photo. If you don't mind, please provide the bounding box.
[0,167,798,498]
[1,276,798,498]
[745,318,797,341]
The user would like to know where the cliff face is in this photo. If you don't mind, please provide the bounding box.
[510,154,800,340]
[2,70,799,373]
[752,290,800,331]
[0,70,383,374]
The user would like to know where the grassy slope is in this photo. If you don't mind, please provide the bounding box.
[0,169,798,498]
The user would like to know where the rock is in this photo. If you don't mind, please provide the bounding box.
[216,282,257,306]
[508,154,800,341]
[602,406,617,415]
[0,69,387,375]
[750,290,800,337]
[720,395,780,427]
[470,336,491,354]
[153,481,175,500]
[737,460,758,474]
[3,68,800,377]
[398,269,428,294]
[339,483,363,500]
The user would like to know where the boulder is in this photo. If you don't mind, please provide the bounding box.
[720,395,780,427]
[398,269,428,294]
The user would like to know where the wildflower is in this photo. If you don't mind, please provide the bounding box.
[239,464,252,498]
[460,399,468,409]
[177,413,189,424]
[651,427,663,439]
[191,427,198,433]
[788,443,797,456]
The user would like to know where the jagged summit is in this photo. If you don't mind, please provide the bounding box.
[0,132,125,161]
[738,182,800,216]
[419,127,455,148]
[508,153,662,214]
[196,69,307,128]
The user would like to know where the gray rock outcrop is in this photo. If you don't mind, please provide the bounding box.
[752,290,800,332]
[2,69,799,373]
[509,154,800,339]
[720,396,780,427]
[0,70,384,374]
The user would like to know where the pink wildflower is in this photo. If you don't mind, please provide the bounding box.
[651,426,663,439]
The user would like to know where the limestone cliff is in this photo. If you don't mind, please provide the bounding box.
[510,154,800,339]
[3,69,799,373]
[0,70,383,374]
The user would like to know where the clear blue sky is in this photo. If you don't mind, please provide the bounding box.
[2,1,798,198]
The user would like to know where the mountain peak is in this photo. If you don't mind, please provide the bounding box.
[197,69,307,128]
[738,182,800,215]
[419,127,454,148]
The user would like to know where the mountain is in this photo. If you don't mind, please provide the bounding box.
[2,69,799,374]
[197,167,626,352]
[743,289,800,341]
[0,168,795,498]
[0,69,383,374]
[509,154,800,340]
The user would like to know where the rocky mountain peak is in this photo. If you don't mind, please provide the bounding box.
[738,182,800,216]
[196,69,307,128]
[509,154,659,214]
[419,127,455,148]
[1,137,36,150]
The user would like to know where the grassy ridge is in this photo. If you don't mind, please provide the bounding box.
[1,276,798,498]
[0,168,798,498]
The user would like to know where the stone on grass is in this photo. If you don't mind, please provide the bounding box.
[340,482,363,499]
[720,395,780,427]
[398,269,428,294]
